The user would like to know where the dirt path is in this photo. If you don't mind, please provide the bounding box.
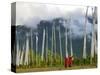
[16,65,97,73]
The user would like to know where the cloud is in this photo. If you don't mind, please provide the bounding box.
[16,2,87,25]
[15,2,95,39]
[59,9,93,39]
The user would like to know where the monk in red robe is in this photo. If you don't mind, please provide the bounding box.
[64,56,74,68]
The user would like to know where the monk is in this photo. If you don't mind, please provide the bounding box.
[64,57,68,68]
[64,56,74,68]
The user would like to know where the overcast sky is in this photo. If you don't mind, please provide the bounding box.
[15,2,95,39]
[16,2,92,25]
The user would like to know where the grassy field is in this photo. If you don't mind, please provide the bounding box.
[15,51,97,73]
[16,64,97,73]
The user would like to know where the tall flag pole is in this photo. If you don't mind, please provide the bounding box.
[69,18,73,57]
[90,7,97,64]
[94,7,97,57]
[36,32,38,66]
[19,44,24,65]
[59,24,63,64]
[51,25,54,65]
[83,6,88,59]
[53,22,57,62]
[63,20,68,58]
[41,29,45,61]
[31,29,33,64]
[54,24,56,61]
[24,33,29,65]
[91,7,94,64]
[46,27,48,64]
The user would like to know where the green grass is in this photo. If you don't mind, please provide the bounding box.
[16,49,97,73]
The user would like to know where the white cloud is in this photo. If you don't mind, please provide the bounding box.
[16,2,89,25]
[15,2,96,39]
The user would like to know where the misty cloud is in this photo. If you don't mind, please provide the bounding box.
[16,2,95,39]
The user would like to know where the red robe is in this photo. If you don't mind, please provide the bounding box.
[68,56,72,67]
[64,57,68,68]
[64,56,73,68]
